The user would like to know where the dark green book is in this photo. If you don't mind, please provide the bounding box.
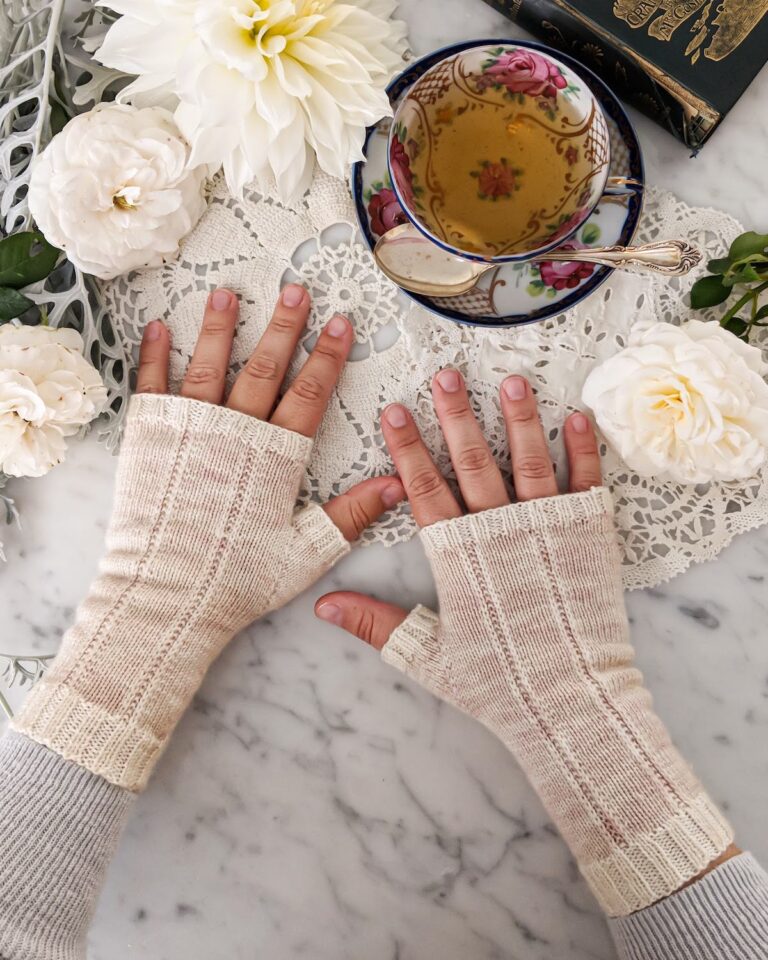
[481,0,768,149]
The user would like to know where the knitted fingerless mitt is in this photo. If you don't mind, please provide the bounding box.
[382,488,733,917]
[13,395,349,792]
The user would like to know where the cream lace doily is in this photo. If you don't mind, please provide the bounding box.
[103,172,768,590]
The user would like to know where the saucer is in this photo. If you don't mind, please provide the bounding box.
[351,40,644,328]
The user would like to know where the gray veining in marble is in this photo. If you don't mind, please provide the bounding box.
[1,2,767,958]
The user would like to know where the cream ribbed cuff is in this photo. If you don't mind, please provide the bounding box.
[383,488,732,916]
[14,394,350,791]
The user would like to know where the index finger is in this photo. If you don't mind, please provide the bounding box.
[381,404,462,527]
[270,313,353,438]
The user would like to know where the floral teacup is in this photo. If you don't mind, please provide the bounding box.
[387,42,616,263]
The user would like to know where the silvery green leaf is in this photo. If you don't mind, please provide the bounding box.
[0,1,131,456]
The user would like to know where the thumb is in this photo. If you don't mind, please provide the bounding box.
[314,591,408,651]
[322,476,405,542]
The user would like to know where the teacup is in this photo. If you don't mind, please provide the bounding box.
[388,41,622,263]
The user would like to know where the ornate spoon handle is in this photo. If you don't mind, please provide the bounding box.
[537,240,703,276]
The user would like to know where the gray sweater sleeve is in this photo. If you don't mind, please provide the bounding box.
[610,854,768,959]
[0,728,766,960]
[0,730,133,960]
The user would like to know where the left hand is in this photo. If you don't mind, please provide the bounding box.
[13,285,407,794]
[135,284,405,540]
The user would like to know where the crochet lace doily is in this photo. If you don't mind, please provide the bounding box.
[103,173,768,590]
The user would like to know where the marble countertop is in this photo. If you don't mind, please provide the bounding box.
[2,3,768,958]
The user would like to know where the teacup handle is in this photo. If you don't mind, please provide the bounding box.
[602,176,644,197]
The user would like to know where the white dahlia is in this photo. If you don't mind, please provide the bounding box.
[94,0,408,201]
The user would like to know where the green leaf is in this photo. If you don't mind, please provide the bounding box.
[727,265,762,285]
[728,231,768,264]
[722,316,749,338]
[581,223,601,245]
[50,100,69,137]
[690,274,730,309]
[721,265,762,287]
[707,257,731,275]
[0,287,35,321]
[755,304,768,321]
[526,281,545,297]
[0,232,60,289]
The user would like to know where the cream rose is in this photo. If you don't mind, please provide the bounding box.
[582,320,768,484]
[0,325,108,478]
[28,104,207,280]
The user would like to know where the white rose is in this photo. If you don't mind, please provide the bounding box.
[28,104,207,280]
[0,324,108,478]
[582,320,768,485]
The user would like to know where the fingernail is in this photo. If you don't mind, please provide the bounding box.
[144,320,162,341]
[503,376,527,401]
[381,483,404,508]
[282,284,305,307]
[436,369,461,393]
[211,288,232,311]
[385,404,408,428]
[571,412,589,434]
[327,314,348,338]
[316,603,343,626]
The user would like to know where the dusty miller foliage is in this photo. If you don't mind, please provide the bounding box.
[0,1,128,433]
[0,0,125,710]
[0,653,55,719]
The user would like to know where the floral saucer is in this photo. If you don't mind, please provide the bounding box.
[351,40,644,328]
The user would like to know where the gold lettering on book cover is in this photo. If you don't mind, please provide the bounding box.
[612,0,768,63]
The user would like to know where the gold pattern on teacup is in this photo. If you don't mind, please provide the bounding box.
[390,46,611,258]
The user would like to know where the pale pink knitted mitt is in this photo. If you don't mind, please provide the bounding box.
[381,488,733,917]
[14,394,350,791]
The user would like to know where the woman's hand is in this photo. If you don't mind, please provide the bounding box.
[14,283,407,794]
[315,369,601,644]
[135,284,404,540]
[314,374,735,917]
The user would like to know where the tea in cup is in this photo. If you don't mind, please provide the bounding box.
[388,42,613,262]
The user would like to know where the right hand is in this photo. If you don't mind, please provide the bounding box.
[314,369,602,647]
[314,373,736,918]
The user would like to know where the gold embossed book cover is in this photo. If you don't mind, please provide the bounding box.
[482,0,768,148]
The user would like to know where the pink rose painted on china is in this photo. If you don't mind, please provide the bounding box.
[389,133,415,207]
[483,49,567,99]
[471,157,522,201]
[539,244,596,291]
[479,162,515,198]
[368,188,408,237]
[550,208,590,243]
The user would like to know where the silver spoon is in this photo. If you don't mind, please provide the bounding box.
[373,223,702,298]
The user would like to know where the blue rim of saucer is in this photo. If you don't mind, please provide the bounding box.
[351,39,645,329]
